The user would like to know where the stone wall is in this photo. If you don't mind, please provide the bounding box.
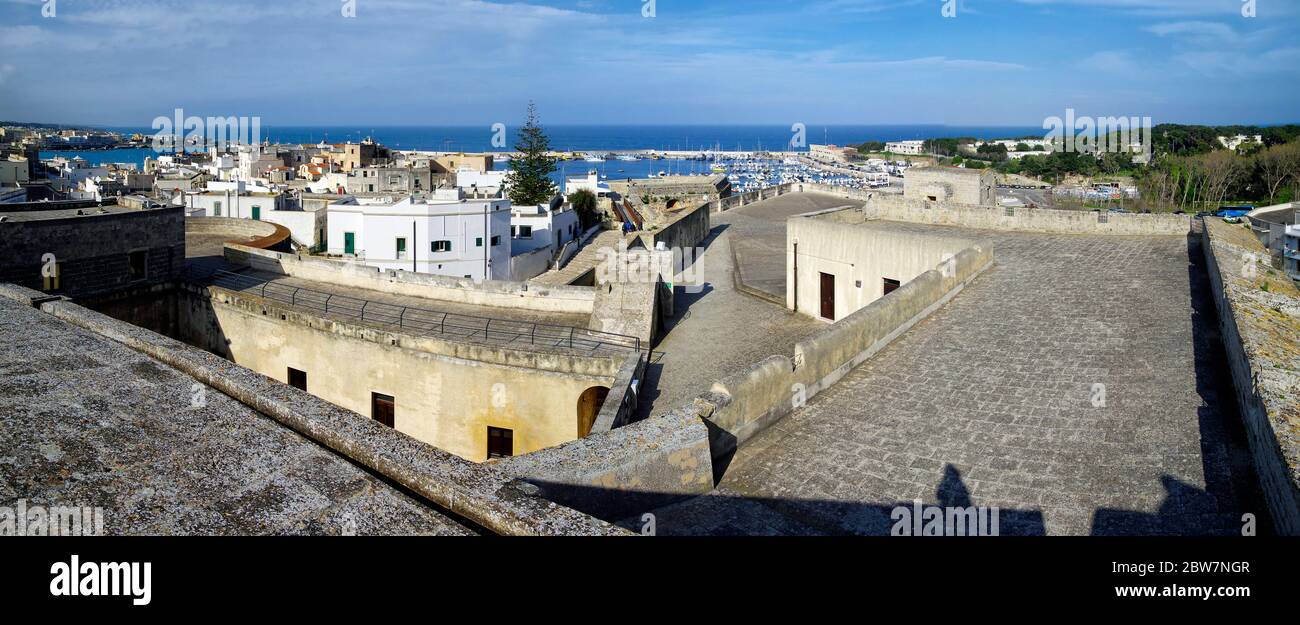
[902,167,996,206]
[187,216,292,251]
[1201,219,1300,535]
[0,288,623,536]
[704,244,994,459]
[509,246,554,282]
[0,206,185,299]
[176,283,627,463]
[497,408,714,521]
[806,184,1191,236]
[224,244,597,315]
[639,201,711,252]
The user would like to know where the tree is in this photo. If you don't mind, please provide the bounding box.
[505,102,558,206]
[568,189,599,230]
[1256,142,1300,204]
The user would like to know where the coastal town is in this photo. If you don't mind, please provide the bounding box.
[1,0,1297,610]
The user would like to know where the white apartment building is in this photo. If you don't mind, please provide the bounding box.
[326,188,512,281]
[885,140,926,155]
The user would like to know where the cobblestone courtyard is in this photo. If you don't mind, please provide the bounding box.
[647,214,1267,536]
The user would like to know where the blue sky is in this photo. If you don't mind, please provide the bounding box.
[0,0,1296,127]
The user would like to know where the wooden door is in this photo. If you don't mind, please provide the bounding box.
[819,272,836,320]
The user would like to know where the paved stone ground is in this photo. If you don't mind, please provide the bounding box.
[645,216,1269,536]
[0,296,475,535]
[634,196,854,419]
[726,192,863,300]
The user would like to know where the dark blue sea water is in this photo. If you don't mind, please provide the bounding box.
[43,124,1045,168]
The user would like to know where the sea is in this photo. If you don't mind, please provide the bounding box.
[40,124,1046,184]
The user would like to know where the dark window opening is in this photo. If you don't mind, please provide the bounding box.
[490,235,501,247]
[128,251,147,280]
[371,392,395,428]
[288,368,307,391]
[432,240,452,252]
[487,427,514,459]
[883,278,901,296]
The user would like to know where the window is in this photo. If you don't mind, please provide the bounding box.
[490,235,501,247]
[516,225,533,239]
[371,393,395,428]
[288,368,307,391]
[396,237,407,259]
[883,278,901,296]
[475,237,483,247]
[128,250,147,280]
[487,427,514,459]
[431,240,452,253]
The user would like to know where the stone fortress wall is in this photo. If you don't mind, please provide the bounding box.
[0,204,185,299]
[174,281,634,462]
[1201,219,1300,534]
[498,184,1292,530]
[225,244,598,315]
[0,283,624,536]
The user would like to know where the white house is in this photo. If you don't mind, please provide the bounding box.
[454,167,508,195]
[326,188,512,281]
[564,170,613,199]
[511,200,580,255]
[179,183,287,221]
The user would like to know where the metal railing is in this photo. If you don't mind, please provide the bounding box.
[192,269,641,354]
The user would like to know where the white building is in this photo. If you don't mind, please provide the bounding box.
[1218,135,1263,151]
[564,170,613,199]
[885,140,926,155]
[455,167,508,195]
[180,182,287,221]
[510,201,580,256]
[326,188,512,281]
[1285,224,1300,283]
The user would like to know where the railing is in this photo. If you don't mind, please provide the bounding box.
[188,268,641,354]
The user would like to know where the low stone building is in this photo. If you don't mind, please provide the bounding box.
[0,200,184,299]
[904,166,996,207]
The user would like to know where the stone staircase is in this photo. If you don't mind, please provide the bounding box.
[531,229,636,286]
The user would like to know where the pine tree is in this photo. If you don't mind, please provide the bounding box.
[505,102,558,206]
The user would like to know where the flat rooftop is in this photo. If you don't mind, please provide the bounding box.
[0,204,144,222]
[0,295,475,535]
[641,193,1267,535]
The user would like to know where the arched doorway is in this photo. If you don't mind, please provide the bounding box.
[577,386,611,437]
